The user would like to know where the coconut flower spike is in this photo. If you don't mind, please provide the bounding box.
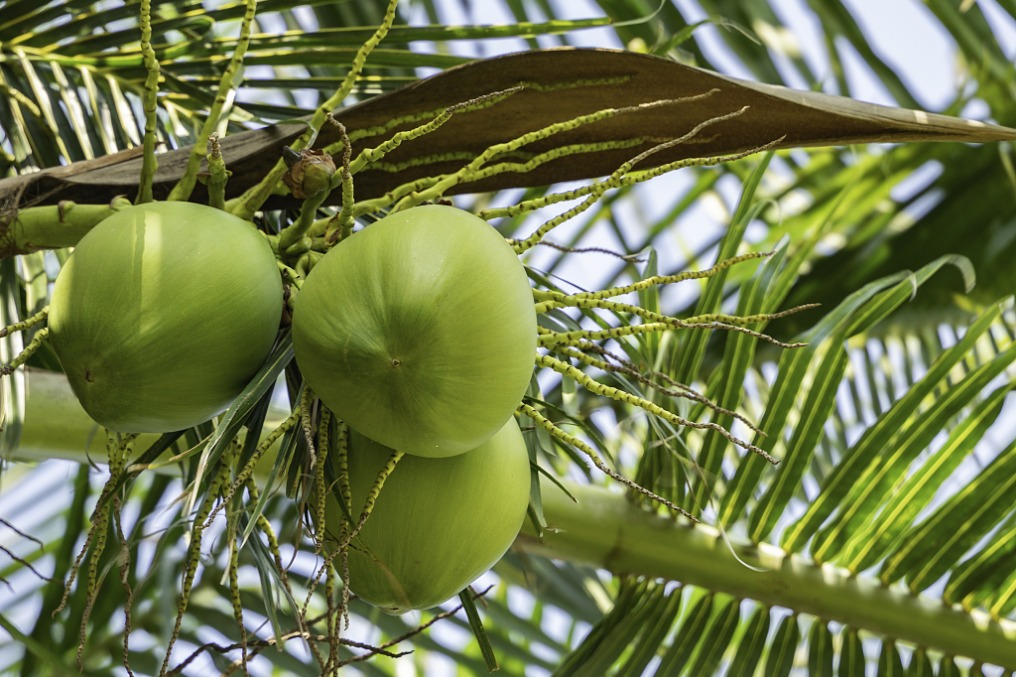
[0,305,48,338]
[0,327,48,376]
[535,354,778,464]
[518,403,696,521]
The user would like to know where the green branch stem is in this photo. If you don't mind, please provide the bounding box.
[2,200,132,257]
[0,306,48,338]
[167,0,257,202]
[228,0,400,220]
[517,479,1016,669]
[390,98,687,212]
[0,328,48,376]
[535,353,776,463]
[346,87,522,176]
[479,140,766,222]
[547,343,764,435]
[531,251,770,308]
[136,0,159,205]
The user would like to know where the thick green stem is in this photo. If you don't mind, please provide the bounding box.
[2,200,131,257]
[517,480,1016,669]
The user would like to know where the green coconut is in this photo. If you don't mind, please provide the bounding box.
[48,201,283,433]
[292,205,537,458]
[322,417,531,614]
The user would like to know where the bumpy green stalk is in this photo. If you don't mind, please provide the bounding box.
[548,343,763,435]
[136,0,159,204]
[159,455,233,677]
[168,0,257,202]
[337,450,404,550]
[220,442,249,675]
[483,138,776,223]
[538,322,672,347]
[519,403,694,520]
[111,496,135,677]
[519,480,1016,669]
[327,122,355,244]
[0,306,47,338]
[205,409,301,530]
[509,103,747,252]
[346,88,521,175]
[532,253,770,310]
[345,77,631,149]
[538,317,802,350]
[228,0,400,219]
[683,305,817,326]
[333,421,353,632]
[298,387,318,464]
[536,353,776,463]
[0,327,48,376]
[74,433,118,668]
[391,99,683,212]
[534,293,809,347]
[226,536,248,673]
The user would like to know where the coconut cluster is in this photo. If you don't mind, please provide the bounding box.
[293,205,536,613]
[48,202,284,433]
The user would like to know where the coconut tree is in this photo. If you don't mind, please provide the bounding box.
[1,1,1015,675]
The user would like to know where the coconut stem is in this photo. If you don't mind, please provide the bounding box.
[136,0,159,205]
[532,251,771,308]
[535,353,777,464]
[0,327,48,376]
[507,103,751,254]
[390,99,683,213]
[482,136,779,226]
[167,0,256,202]
[518,403,695,520]
[0,305,47,338]
[353,89,521,175]
[227,0,401,220]
[325,121,354,244]
[547,342,764,436]
[2,200,132,256]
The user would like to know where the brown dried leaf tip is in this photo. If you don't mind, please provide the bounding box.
[282,147,337,199]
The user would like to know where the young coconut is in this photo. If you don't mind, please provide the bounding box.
[293,204,537,458]
[48,201,283,433]
[323,417,531,614]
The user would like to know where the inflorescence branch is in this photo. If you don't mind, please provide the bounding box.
[518,403,695,520]
[535,354,778,465]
